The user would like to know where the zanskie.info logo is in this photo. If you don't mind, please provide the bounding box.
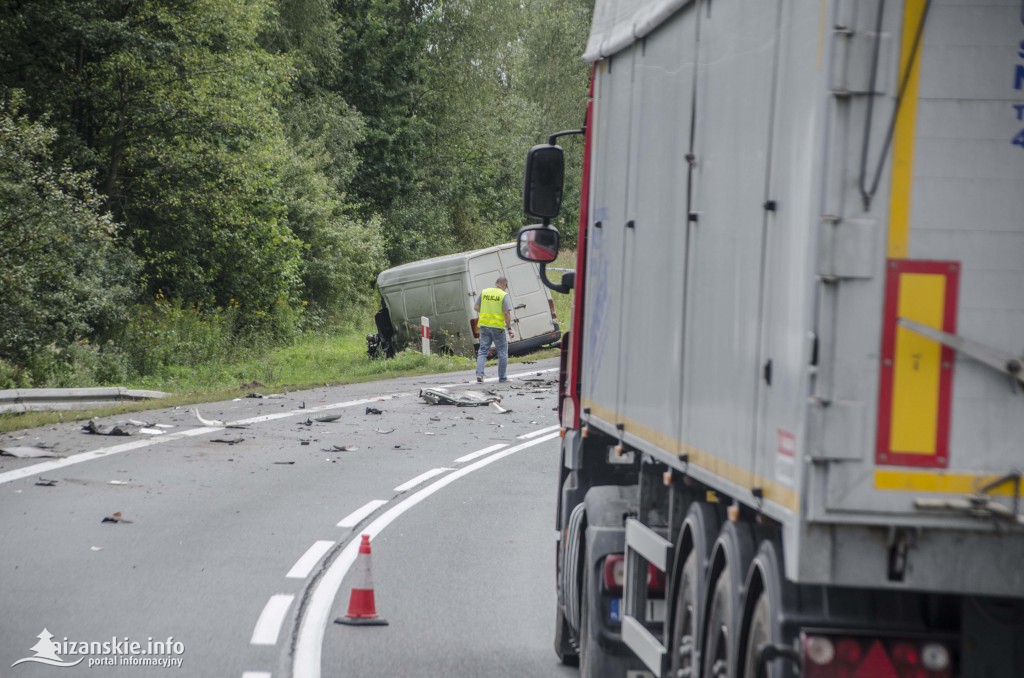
[12,629,185,669]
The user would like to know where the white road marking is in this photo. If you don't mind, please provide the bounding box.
[0,367,559,487]
[453,443,507,464]
[517,424,560,439]
[250,594,294,646]
[0,426,220,486]
[438,367,557,389]
[292,429,561,678]
[393,467,453,492]
[286,541,336,579]
[337,499,388,528]
[242,672,271,678]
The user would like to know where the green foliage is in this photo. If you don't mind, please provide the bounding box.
[0,0,593,387]
[0,92,139,373]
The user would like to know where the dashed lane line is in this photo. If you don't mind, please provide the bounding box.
[251,595,295,646]
[286,541,336,580]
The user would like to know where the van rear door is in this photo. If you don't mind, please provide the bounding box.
[497,247,555,340]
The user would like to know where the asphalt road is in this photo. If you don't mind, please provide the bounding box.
[0,360,576,678]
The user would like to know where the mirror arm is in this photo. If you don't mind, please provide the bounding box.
[546,128,584,145]
[540,263,574,294]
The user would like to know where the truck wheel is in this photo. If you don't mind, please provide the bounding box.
[579,561,599,677]
[739,539,788,678]
[669,502,719,677]
[554,605,579,666]
[702,523,755,678]
[669,551,699,676]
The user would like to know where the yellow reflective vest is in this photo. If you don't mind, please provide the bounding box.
[478,288,508,329]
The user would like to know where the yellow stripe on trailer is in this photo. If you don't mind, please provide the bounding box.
[876,470,1024,498]
[886,0,928,260]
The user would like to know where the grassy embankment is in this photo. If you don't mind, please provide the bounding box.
[0,251,576,434]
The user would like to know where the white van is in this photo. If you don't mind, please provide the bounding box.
[376,243,561,357]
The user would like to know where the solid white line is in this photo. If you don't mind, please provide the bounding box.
[250,594,294,646]
[242,672,271,678]
[393,467,453,492]
[453,443,507,464]
[336,499,388,528]
[286,541,335,579]
[438,367,557,388]
[0,427,221,486]
[292,430,561,678]
[517,424,560,439]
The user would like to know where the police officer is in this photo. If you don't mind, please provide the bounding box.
[474,276,514,383]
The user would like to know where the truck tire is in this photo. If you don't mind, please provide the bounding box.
[702,522,755,678]
[669,502,720,677]
[556,502,586,665]
[739,539,791,678]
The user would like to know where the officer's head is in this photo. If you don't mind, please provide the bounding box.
[496,277,508,289]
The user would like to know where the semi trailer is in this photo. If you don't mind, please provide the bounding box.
[517,1,1024,676]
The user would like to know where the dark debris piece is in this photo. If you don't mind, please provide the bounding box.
[366,407,383,415]
[102,511,133,524]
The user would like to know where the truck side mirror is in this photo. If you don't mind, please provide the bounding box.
[523,144,564,220]
[516,225,560,263]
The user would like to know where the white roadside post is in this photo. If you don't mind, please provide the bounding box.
[421,316,430,356]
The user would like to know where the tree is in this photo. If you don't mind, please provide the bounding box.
[0,92,138,366]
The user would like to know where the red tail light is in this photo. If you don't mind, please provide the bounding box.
[601,555,665,598]
[470,318,479,339]
[548,298,557,320]
[801,633,953,678]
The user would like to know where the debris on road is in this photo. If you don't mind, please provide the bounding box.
[35,478,58,487]
[0,445,63,459]
[375,428,395,434]
[489,401,510,414]
[315,414,342,423]
[273,461,295,465]
[108,480,129,485]
[419,387,502,407]
[210,437,244,445]
[90,546,103,552]
[326,445,358,452]
[366,407,383,415]
[82,420,135,436]
[102,511,133,524]
[194,409,225,427]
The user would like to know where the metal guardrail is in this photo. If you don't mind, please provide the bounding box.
[0,387,170,414]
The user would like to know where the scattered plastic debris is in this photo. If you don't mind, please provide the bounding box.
[82,420,134,436]
[315,414,342,423]
[273,461,295,465]
[194,409,224,427]
[366,407,383,415]
[489,401,510,414]
[108,480,129,485]
[419,387,502,407]
[328,445,358,452]
[102,511,133,524]
[375,428,396,434]
[35,478,57,487]
[90,546,103,552]
[0,446,62,459]
[301,441,311,446]
[210,438,244,445]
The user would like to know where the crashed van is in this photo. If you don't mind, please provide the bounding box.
[375,243,561,357]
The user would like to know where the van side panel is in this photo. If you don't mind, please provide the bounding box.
[497,247,556,340]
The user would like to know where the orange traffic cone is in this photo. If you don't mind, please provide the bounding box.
[335,534,389,626]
